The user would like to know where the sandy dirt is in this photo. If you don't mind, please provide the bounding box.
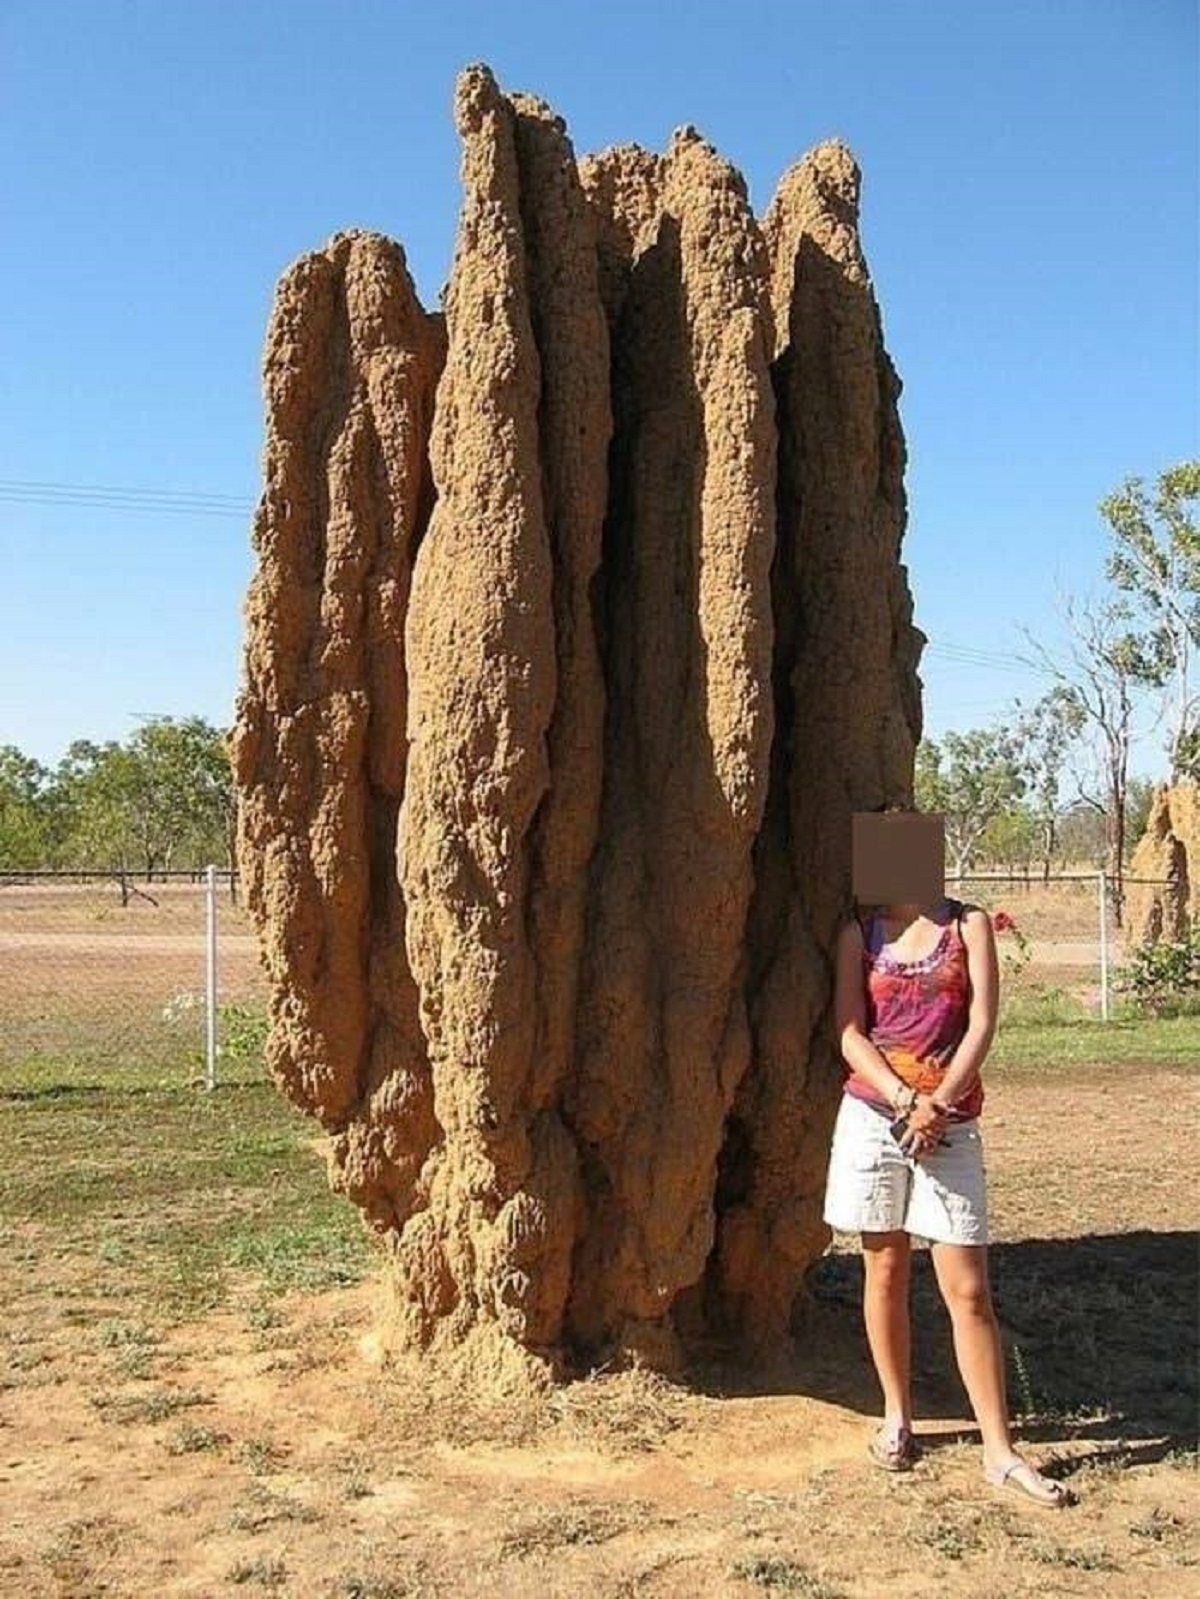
[2,1071,1195,1597]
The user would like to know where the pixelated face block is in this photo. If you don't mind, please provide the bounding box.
[851,812,945,907]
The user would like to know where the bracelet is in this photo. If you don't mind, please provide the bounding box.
[893,1082,917,1114]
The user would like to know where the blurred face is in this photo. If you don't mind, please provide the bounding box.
[851,811,945,909]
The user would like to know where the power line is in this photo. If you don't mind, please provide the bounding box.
[924,641,1038,675]
[0,484,1086,686]
[0,478,255,519]
[0,477,250,505]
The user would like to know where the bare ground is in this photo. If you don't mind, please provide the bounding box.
[2,1070,1196,1598]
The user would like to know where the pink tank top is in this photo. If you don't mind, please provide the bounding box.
[843,898,984,1121]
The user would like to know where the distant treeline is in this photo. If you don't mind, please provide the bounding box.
[0,711,1159,884]
[0,717,234,878]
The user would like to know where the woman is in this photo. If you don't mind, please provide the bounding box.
[821,885,1070,1507]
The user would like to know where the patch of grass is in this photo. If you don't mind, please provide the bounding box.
[97,1318,161,1350]
[167,1422,231,1455]
[239,1435,289,1474]
[1129,1507,1186,1543]
[547,1362,691,1454]
[731,1555,843,1595]
[991,997,1200,1071]
[339,1578,414,1599]
[0,1053,377,1329]
[1028,1539,1119,1572]
[1007,1342,1093,1426]
[40,1516,124,1580]
[372,1351,691,1455]
[498,1498,648,1557]
[228,1481,319,1533]
[90,1384,210,1425]
[228,1555,288,1588]
[7,1349,52,1378]
[914,1516,982,1562]
[245,1298,285,1331]
[225,1220,368,1292]
[109,1342,159,1380]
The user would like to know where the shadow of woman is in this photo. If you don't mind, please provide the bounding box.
[688,1229,1196,1470]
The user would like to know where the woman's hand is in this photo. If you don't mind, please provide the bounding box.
[898,1093,949,1157]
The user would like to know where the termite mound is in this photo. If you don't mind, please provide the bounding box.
[233,64,924,1384]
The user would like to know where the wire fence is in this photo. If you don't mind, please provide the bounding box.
[0,867,1175,1085]
[0,869,267,1084]
[948,871,1174,1019]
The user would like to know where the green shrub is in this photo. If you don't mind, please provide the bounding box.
[1115,931,1200,1016]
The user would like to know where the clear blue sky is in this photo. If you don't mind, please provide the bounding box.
[2,0,1195,779]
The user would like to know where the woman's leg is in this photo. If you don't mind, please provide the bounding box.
[929,1242,1016,1468]
[862,1230,914,1429]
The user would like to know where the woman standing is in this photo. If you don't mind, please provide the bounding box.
[822,889,1069,1506]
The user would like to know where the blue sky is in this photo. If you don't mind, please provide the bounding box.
[2,0,1195,778]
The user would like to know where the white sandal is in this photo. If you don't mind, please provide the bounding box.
[985,1457,1070,1507]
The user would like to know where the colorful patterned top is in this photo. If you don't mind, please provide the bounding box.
[844,897,985,1121]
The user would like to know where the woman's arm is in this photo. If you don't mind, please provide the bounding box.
[834,918,916,1111]
[930,904,999,1111]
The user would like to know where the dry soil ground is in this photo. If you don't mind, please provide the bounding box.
[2,880,1194,1595]
[2,1066,1196,1599]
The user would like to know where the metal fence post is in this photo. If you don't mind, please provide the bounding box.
[205,864,218,1089]
[1098,870,1110,1022]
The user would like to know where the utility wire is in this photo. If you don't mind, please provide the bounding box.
[924,642,1038,675]
[0,480,1062,683]
[0,478,255,519]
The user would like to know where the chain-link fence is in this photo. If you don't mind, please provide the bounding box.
[0,870,267,1082]
[1,867,1174,1081]
[949,871,1172,1016]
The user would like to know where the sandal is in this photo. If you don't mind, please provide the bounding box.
[985,1457,1071,1507]
[868,1423,920,1472]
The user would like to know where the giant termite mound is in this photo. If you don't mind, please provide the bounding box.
[1127,783,1200,945]
[232,65,925,1382]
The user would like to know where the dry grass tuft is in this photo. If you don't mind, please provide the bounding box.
[371,1350,693,1455]
[497,1495,653,1558]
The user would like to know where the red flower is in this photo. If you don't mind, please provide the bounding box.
[992,910,1015,932]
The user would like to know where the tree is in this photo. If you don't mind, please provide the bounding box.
[1101,461,1200,781]
[1011,686,1086,880]
[53,718,234,879]
[0,745,51,868]
[127,716,235,875]
[1124,775,1156,865]
[54,739,144,885]
[979,803,1040,875]
[1022,595,1154,925]
[915,726,1028,876]
[1057,798,1107,866]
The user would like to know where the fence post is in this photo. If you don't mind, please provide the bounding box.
[1098,870,1110,1022]
[205,864,218,1089]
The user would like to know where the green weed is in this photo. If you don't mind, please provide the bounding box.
[228,1555,288,1587]
[167,1422,231,1455]
[732,1555,843,1596]
[1029,1539,1118,1571]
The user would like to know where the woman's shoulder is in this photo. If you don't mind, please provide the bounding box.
[948,899,995,945]
[951,898,991,923]
[838,910,872,948]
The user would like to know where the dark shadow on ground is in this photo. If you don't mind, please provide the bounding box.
[1,1083,107,1103]
[692,1230,1198,1454]
[1,1075,270,1103]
